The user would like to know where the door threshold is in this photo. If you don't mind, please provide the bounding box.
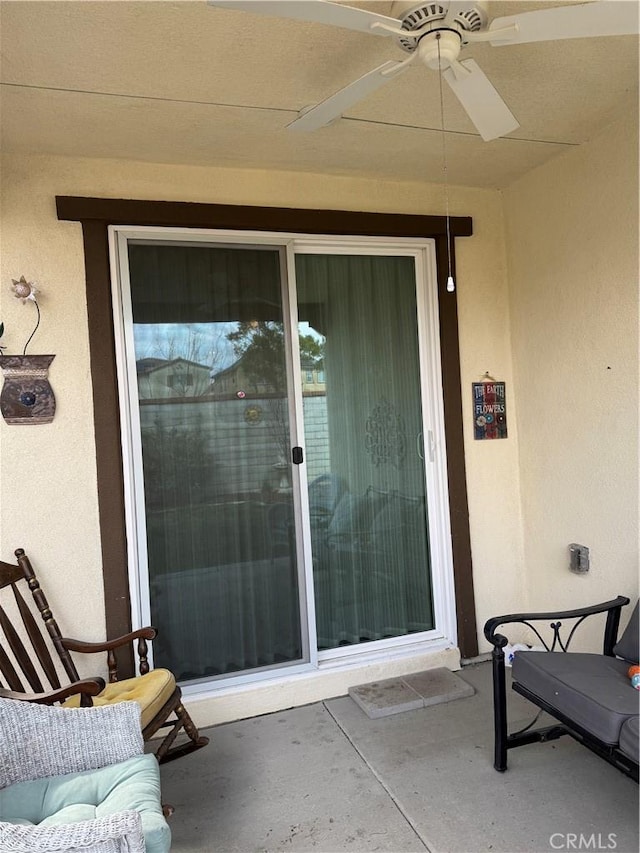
[178,642,461,728]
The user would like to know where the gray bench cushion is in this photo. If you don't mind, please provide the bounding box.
[619,716,639,762]
[512,651,637,745]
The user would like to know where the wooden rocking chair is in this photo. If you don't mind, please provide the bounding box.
[0,548,209,763]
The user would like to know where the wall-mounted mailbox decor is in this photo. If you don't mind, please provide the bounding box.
[0,277,56,424]
[0,354,56,424]
[473,379,507,440]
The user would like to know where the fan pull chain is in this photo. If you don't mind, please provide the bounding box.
[436,34,455,294]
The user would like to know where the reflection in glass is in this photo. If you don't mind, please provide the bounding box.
[296,253,434,650]
[129,243,302,681]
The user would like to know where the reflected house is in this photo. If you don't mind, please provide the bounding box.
[300,359,325,395]
[136,357,214,400]
[211,354,273,398]
[212,355,325,398]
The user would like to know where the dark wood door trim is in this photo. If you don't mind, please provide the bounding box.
[57,196,473,238]
[58,197,479,660]
[435,234,476,657]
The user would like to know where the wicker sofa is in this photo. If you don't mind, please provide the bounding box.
[0,698,171,852]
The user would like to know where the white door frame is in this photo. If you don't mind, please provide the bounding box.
[108,225,457,691]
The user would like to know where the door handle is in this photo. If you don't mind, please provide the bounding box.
[292,447,304,464]
[417,432,435,462]
[427,430,436,462]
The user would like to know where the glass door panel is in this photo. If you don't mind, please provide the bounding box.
[295,253,434,651]
[128,242,303,681]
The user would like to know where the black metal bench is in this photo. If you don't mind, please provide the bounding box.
[484,596,639,782]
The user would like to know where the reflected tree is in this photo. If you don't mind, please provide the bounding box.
[227,321,325,468]
[227,321,324,392]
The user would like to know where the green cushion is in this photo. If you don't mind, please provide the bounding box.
[0,754,170,853]
[40,803,98,824]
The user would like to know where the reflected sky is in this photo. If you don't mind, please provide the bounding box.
[134,322,237,371]
[134,321,323,373]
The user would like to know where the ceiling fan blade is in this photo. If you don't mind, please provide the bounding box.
[287,60,410,131]
[488,0,639,46]
[208,1,400,37]
[443,59,519,142]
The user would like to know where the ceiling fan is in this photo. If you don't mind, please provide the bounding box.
[208,0,639,141]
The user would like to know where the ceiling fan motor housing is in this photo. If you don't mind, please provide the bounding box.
[418,29,462,69]
[391,1,488,52]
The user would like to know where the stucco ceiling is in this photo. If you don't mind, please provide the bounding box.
[1,0,638,188]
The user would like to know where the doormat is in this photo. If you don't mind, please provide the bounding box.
[348,667,474,719]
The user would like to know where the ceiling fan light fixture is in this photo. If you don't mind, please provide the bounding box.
[418,29,462,70]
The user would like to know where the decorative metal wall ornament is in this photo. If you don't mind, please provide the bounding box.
[0,354,56,424]
[365,397,406,469]
[0,277,56,425]
[10,276,41,353]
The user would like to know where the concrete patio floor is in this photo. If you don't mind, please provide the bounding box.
[160,661,639,853]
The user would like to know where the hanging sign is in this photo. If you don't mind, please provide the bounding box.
[473,380,507,440]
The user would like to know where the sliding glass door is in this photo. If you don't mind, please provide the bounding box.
[125,242,304,681]
[296,252,433,652]
[113,229,451,685]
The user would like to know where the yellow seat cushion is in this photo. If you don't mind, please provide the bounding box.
[63,669,176,730]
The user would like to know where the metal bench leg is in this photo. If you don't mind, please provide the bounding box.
[492,645,508,771]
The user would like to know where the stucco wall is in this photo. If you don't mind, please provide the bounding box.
[0,152,523,698]
[503,106,639,649]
